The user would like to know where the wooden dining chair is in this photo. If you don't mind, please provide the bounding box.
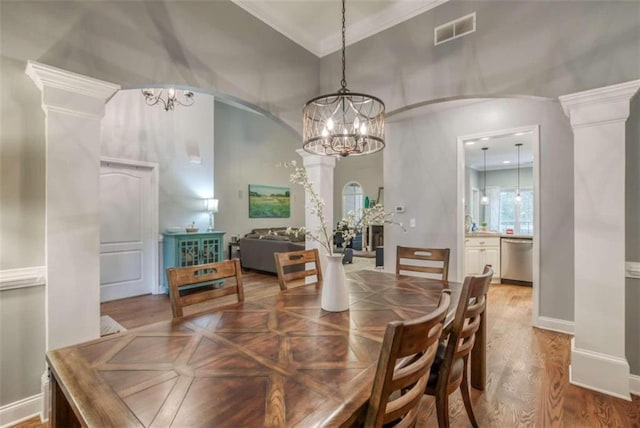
[424,265,493,428]
[364,292,451,428]
[273,248,323,291]
[396,246,451,282]
[166,259,244,318]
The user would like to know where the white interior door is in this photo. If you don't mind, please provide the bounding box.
[100,161,156,302]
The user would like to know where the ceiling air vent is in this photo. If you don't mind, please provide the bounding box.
[434,12,476,46]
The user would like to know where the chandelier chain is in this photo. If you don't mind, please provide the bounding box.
[483,148,487,193]
[301,0,385,157]
[340,0,347,90]
[517,144,520,190]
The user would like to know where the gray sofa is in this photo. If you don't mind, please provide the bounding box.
[239,228,305,274]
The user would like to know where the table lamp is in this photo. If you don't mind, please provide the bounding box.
[205,198,219,231]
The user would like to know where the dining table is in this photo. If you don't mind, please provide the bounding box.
[47,270,485,427]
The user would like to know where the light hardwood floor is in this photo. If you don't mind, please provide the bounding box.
[15,258,640,427]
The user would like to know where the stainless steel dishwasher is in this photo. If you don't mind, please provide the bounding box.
[501,237,533,283]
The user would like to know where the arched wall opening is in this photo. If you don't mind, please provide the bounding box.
[384,95,574,329]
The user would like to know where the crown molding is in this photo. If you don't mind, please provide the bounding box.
[231,0,322,56]
[560,80,640,112]
[231,0,448,58]
[317,0,448,57]
[559,79,640,127]
[26,61,120,100]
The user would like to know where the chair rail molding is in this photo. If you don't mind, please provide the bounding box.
[560,79,640,401]
[0,266,46,291]
[626,262,640,279]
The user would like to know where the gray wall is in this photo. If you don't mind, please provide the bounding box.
[0,287,45,405]
[214,101,304,256]
[333,153,383,223]
[320,1,639,108]
[101,89,216,233]
[385,98,574,323]
[0,0,318,271]
[324,0,638,373]
[0,0,317,409]
[626,94,640,375]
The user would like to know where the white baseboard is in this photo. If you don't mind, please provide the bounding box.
[0,394,42,428]
[535,316,574,335]
[41,370,50,422]
[570,338,631,400]
[630,374,640,396]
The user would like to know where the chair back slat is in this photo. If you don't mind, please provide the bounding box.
[396,246,450,282]
[422,265,492,428]
[438,265,492,391]
[167,259,244,318]
[274,249,323,291]
[365,293,450,427]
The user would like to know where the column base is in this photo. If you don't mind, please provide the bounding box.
[570,337,631,400]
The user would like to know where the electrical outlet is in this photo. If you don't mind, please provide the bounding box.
[410,218,416,228]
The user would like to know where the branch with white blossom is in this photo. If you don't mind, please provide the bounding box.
[280,160,405,255]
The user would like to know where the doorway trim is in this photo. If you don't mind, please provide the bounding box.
[456,124,541,326]
[100,157,161,294]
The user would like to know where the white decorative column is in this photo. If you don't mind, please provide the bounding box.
[26,61,120,351]
[296,149,336,255]
[560,79,640,400]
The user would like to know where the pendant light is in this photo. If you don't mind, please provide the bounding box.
[481,147,489,205]
[515,143,523,205]
[302,0,385,157]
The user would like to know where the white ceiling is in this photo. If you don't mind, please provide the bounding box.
[231,0,449,57]
[465,133,534,171]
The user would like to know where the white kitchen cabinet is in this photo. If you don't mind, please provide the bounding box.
[464,236,501,283]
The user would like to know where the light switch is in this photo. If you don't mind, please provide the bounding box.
[410,218,416,228]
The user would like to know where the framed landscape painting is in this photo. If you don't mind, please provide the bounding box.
[248,184,291,218]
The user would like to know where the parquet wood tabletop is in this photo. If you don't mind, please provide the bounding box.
[46,270,459,428]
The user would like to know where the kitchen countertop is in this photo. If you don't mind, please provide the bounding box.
[500,234,533,239]
[466,232,533,239]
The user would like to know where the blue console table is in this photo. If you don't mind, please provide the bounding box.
[162,231,225,292]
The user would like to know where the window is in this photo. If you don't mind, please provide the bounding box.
[498,188,533,234]
[342,182,364,220]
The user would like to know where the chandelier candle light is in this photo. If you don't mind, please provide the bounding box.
[142,88,194,111]
[481,147,489,205]
[302,0,385,157]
